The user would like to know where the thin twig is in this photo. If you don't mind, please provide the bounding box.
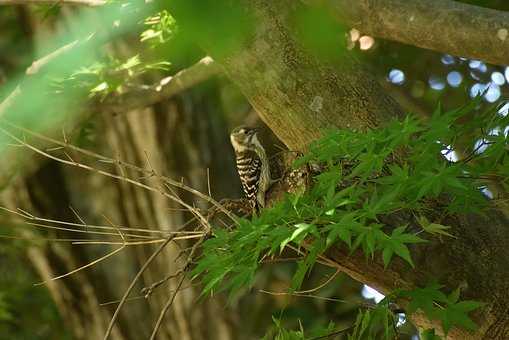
[296,269,340,294]
[100,284,195,306]
[141,270,184,299]
[307,325,356,340]
[72,233,204,245]
[0,121,237,222]
[72,239,166,246]
[1,204,199,235]
[0,126,213,233]
[103,236,174,340]
[34,218,129,286]
[0,234,109,243]
[69,205,88,232]
[258,290,375,308]
[149,236,205,340]
[34,244,125,286]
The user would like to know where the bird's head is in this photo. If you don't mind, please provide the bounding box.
[230,126,259,151]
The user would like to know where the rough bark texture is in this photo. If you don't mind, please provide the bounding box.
[312,0,509,66]
[218,2,404,151]
[169,0,509,338]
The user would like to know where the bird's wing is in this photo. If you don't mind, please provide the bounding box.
[236,150,262,203]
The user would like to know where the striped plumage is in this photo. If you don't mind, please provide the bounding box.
[230,126,270,211]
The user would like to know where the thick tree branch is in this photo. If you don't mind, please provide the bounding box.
[0,40,79,119]
[312,0,509,66]
[0,46,218,188]
[100,56,220,114]
[7,0,509,65]
[169,1,509,338]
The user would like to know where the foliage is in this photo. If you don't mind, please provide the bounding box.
[346,299,398,340]
[263,317,306,340]
[395,283,484,335]
[53,55,170,99]
[141,10,178,46]
[263,317,340,340]
[193,99,508,338]
[263,282,484,340]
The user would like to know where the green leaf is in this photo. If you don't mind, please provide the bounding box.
[440,303,479,335]
[326,223,352,248]
[398,283,447,317]
[448,287,461,304]
[392,242,414,267]
[421,328,441,340]
[380,226,425,267]
[290,240,325,291]
[280,223,316,252]
[398,284,483,335]
[419,216,456,239]
[454,300,484,313]
[382,247,394,269]
[358,310,371,338]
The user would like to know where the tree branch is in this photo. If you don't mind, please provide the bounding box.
[0,39,80,119]
[8,0,509,65]
[311,0,509,66]
[100,56,221,114]
[0,51,218,188]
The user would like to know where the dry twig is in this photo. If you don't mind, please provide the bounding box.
[149,236,206,340]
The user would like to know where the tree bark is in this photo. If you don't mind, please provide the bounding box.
[310,0,509,66]
[170,0,509,338]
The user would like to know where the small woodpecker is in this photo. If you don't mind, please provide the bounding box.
[230,126,271,211]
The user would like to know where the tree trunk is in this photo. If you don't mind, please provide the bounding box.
[170,1,509,338]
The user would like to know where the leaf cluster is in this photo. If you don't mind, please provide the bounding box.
[52,55,170,99]
[395,283,484,336]
[141,10,178,46]
[262,282,483,340]
[193,100,506,338]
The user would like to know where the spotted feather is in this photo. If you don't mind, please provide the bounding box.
[236,150,263,209]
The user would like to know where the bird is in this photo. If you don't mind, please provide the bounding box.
[230,126,271,212]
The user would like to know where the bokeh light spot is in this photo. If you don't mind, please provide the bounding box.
[359,35,374,50]
[470,83,486,98]
[491,71,505,85]
[429,76,445,90]
[446,71,462,87]
[469,60,481,69]
[441,54,455,65]
[388,69,405,85]
[484,84,501,103]
[349,28,360,42]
